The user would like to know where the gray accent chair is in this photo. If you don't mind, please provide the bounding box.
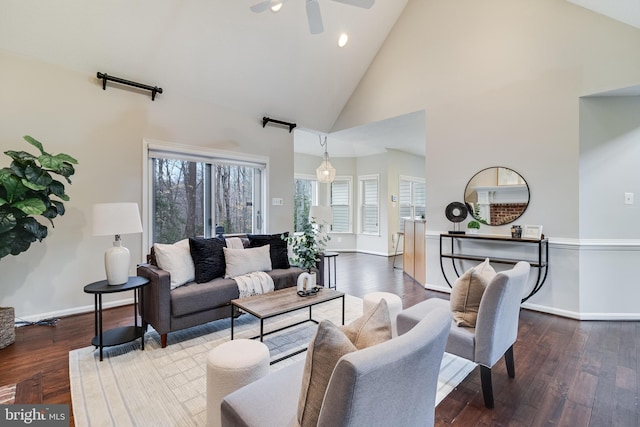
[397,261,531,409]
[220,306,452,427]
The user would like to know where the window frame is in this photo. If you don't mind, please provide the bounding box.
[399,175,426,231]
[358,174,379,235]
[294,173,318,233]
[328,176,353,234]
[142,139,269,253]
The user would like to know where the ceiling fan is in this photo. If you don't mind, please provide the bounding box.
[250,0,375,34]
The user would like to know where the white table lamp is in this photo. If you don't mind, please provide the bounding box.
[92,203,143,285]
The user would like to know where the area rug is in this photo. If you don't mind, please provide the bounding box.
[69,295,476,427]
[0,383,16,404]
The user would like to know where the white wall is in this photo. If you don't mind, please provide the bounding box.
[578,96,640,317]
[0,50,296,320]
[294,149,425,256]
[332,0,640,318]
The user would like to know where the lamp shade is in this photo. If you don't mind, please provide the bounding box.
[316,152,336,183]
[92,203,143,237]
[92,203,142,285]
[309,205,332,227]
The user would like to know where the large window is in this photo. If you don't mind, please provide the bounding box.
[330,177,352,233]
[359,175,379,234]
[294,175,317,232]
[399,176,425,231]
[147,144,266,244]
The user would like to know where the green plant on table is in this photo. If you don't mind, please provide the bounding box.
[467,220,481,230]
[0,135,78,259]
[282,219,330,273]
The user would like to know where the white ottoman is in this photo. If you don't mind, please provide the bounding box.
[207,339,270,427]
[363,292,403,337]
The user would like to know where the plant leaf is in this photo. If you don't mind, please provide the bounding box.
[23,135,45,155]
[20,217,48,241]
[5,150,37,164]
[0,175,26,203]
[24,164,53,187]
[21,178,47,191]
[54,153,78,165]
[48,180,66,198]
[0,231,15,259]
[58,162,76,177]
[0,211,17,234]
[13,198,47,216]
[38,154,63,171]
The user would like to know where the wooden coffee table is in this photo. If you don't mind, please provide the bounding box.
[230,287,345,364]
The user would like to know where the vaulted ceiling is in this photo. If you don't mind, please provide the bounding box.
[1,0,638,158]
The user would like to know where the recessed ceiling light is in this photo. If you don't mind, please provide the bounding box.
[270,1,283,12]
[338,33,349,47]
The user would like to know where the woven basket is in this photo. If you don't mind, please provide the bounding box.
[0,307,16,349]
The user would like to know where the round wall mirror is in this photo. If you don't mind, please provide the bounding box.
[464,167,529,226]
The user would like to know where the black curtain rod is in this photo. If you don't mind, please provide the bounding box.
[262,116,296,133]
[97,72,163,101]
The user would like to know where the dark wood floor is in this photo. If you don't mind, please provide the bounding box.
[1,252,638,426]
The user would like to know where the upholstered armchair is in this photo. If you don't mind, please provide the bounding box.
[397,261,531,408]
[220,306,452,427]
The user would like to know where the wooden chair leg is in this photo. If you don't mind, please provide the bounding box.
[480,365,494,409]
[505,345,515,378]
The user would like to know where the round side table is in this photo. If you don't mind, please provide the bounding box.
[84,276,149,361]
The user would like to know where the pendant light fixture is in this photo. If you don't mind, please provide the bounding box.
[316,135,336,183]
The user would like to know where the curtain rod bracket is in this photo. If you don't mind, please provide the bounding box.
[262,116,296,133]
[97,72,163,101]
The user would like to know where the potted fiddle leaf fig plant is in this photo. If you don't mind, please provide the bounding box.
[0,135,78,348]
[0,135,77,259]
[283,219,330,294]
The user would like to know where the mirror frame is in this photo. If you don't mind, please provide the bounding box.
[464,166,530,226]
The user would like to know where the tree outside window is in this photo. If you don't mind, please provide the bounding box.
[294,177,317,232]
[150,156,264,243]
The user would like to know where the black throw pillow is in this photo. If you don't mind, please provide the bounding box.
[189,237,227,283]
[247,233,290,269]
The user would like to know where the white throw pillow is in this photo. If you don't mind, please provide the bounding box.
[224,245,272,278]
[153,239,195,289]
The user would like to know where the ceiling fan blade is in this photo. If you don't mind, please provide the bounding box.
[250,1,272,13]
[330,0,374,9]
[306,0,324,34]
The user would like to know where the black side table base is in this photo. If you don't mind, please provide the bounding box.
[84,276,149,361]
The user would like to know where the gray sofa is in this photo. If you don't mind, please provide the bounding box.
[220,305,452,427]
[137,236,323,348]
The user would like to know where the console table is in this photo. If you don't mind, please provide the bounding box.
[439,233,548,303]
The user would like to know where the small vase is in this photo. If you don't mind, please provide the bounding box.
[467,229,479,235]
[297,272,312,293]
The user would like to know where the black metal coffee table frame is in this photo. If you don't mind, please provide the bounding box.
[230,287,345,364]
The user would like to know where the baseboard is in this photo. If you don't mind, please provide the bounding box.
[424,283,451,294]
[15,297,134,326]
[520,302,582,320]
[519,302,640,321]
